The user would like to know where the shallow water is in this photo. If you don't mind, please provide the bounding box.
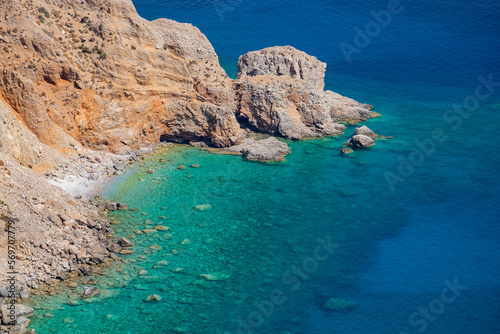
[29,0,500,333]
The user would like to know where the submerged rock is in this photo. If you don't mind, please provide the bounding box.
[340,148,354,154]
[323,297,356,312]
[144,294,162,303]
[199,272,231,281]
[82,287,100,299]
[344,135,375,148]
[194,204,212,212]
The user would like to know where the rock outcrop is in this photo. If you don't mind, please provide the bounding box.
[224,137,291,162]
[235,46,378,139]
[344,135,375,148]
[0,2,375,158]
[343,126,382,149]
[353,125,378,137]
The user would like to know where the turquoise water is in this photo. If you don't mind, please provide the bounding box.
[29,0,500,333]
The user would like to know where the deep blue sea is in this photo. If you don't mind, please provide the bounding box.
[30,0,500,333]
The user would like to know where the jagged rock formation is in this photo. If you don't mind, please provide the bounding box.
[235,46,378,139]
[0,1,376,159]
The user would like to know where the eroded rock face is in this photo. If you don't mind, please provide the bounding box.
[235,46,378,140]
[0,0,243,155]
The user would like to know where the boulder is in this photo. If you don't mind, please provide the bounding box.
[245,138,290,161]
[89,244,106,264]
[117,237,134,247]
[117,203,128,210]
[225,137,291,162]
[104,202,118,211]
[353,125,377,137]
[344,135,375,148]
[108,243,122,252]
[0,287,8,298]
[9,325,27,334]
[0,304,34,324]
[15,316,30,327]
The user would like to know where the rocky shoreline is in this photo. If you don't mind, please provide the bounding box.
[0,0,382,332]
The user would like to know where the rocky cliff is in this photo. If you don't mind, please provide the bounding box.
[0,0,378,288]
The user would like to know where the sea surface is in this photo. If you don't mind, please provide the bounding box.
[30,0,500,333]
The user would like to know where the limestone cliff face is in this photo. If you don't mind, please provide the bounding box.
[235,46,377,139]
[0,0,242,157]
[0,0,376,161]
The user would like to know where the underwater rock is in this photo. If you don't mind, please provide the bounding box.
[155,225,169,231]
[82,287,100,299]
[144,294,162,303]
[153,260,170,268]
[190,163,200,168]
[177,165,188,170]
[340,148,354,154]
[138,270,148,276]
[179,239,191,245]
[142,229,158,234]
[199,273,231,281]
[146,169,155,174]
[194,204,212,212]
[323,297,356,312]
[344,134,375,148]
[120,249,134,255]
